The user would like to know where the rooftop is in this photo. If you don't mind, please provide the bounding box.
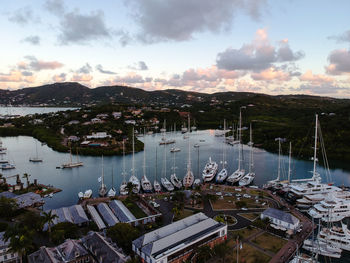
[262,208,299,225]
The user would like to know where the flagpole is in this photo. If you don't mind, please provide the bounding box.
[236,236,239,263]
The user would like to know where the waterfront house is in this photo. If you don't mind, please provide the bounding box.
[261,208,300,231]
[91,118,103,124]
[68,120,80,125]
[132,212,227,263]
[112,112,122,119]
[0,232,21,263]
[68,135,80,142]
[86,132,111,139]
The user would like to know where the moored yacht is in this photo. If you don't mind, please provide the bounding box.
[98,156,107,197]
[129,128,140,194]
[318,222,350,251]
[296,190,350,209]
[153,147,161,193]
[161,177,174,191]
[170,151,182,189]
[216,119,228,184]
[239,123,255,187]
[308,197,350,222]
[141,134,153,193]
[119,140,128,196]
[183,116,194,188]
[202,157,218,182]
[83,189,92,199]
[303,239,342,258]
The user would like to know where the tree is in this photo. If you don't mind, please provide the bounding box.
[42,210,58,237]
[235,200,247,209]
[4,223,35,260]
[126,182,134,196]
[22,173,31,188]
[107,223,141,254]
[51,222,80,245]
[205,194,218,203]
[213,242,231,263]
[0,196,18,219]
[196,245,212,263]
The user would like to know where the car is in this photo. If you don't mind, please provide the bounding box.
[243,194,251,198]
[164,197,168,201]
[210,185,213,190]
[241,207,248,210]
[262,202,266,205]
[216,192,222,196]
[235,188,242,192]
[236,193,241,197]
[153,202,160,208]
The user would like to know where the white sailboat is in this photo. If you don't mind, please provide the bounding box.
[266,137,284,187]
[159,120,175,145]
[216,119,228,183]
[129,128,141,194]
[78,191,84,199]
[239,123,255,186]
[29,139,43,162]
[107,167,116,197]
[119,140,128,196]
[170,123,180,152]
[183,115,194,188]
[202,157,218,182]
[227,108,245,184]
[141,132,153,193]
[98,155,107,197]
[153,147,162,192]
[170,150,182,189]
[161,133,174,192]
[83,189,92,199]
[62,146,83,168]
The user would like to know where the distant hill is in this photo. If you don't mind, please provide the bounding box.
[0,82,349,108]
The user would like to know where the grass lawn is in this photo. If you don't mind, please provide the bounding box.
[252,232,287,253]
[239,213,260,221]
[122,200,147,219]
[230,242,271,263]
[174,209,194,221]
[230,227,261,240]
[211,196,268,210]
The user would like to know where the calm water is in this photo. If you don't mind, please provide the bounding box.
[0,107,77,116]
[1,130,350,210]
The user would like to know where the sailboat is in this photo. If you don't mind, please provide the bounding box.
[83,189,92,199]
[107,167,116,197]
[170,123,180,152]
[193,141,201,188]
[141,131,153,193]
[216,119,228,183]
[170,150,182,189]
[29,139,43,162]
[0,139,7,151]
[153,147,162,192]
[129,128,141,194]
[202,157,218,182]
[119,140,128,196]
[227,108,245,184]
[183,115,195,188]
[159,120,175,145]
[98,156,107,197]
[62,145,83,168]
[161,134,174,192]
[239,123,255,186]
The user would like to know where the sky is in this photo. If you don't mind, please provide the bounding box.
[0,0,350,98]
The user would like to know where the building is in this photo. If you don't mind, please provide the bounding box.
[81,232,130,263]
[261,208,300,231]
[68,136,80,142]
[0,232,21,263]
[28,239,91,263]
[132,212,227,263]
[68,120,80,125]
[86,132,111,139]
[112,112,122,119]
[91,118,103,124]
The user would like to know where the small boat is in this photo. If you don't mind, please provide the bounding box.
[193,178,201,188]
[216,119,228,183]
[194,143,200,148]
[154,147,161,192]
[159,120,175,145]
[107,168,116,197]
[202,157,218,182]
[199,139,205,142]
[83,189,92,199]
[78,192,84,199]
[170,147,180,152]
[62,146,83,168]
[183,135,189,139]
[161,177,174,191]
[119,140,128,196]
[49,193,53,198]
[1,163,15,170]
[239,124,255,187]
[170,151,182,188]
[0,159,8,164]
[141,133,153,193]
[216,168,228,183]
[129,128,140,194]
[98,156,107,197]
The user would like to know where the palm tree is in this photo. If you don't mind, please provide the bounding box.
[126,182,134,196]
[42,210,58,237]
[4,223,35,261]
[22,173,31,188]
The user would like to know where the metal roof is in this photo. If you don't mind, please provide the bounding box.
[262,208,299,225]
[109,200,136,222]
[87,205,106,230]
[97,203,119,227]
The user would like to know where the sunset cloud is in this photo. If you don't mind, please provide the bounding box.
[326,49,350,75]
[299,70,334,85]
[251,67,291,81]
[71,74,93,82]
[0,70,35,83]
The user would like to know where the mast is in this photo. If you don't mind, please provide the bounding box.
[223,119,226,169]
[277,139,281,181]
[101,155,104,187]
[238,108,242,170]
[69,144,73,164]
[143,128,146,177]
[155,147,158,180]
[111,166,114,189]
[313,114,318,180]
[122,140,126,182]
[187,114,191,172]
[35,140,38,158]
[288,142,292,182]
[132,127,135,178]
[249,123,253,174]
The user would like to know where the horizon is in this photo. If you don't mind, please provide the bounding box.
[1,1,350,98]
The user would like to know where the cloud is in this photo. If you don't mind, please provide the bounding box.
[21,71,33,76]
[216,29,304,71]
[77,63,93,74]
[129,0,267,43]
[58,11,110,44]
[71,74,93,82]
[0,71,34,83]
[251,67,291,81]
[299,70,334,85]
[95,64,116,74]
[295,84,346,95]
[129,61,149,71]
[24,56,63,71]
[326,49,350,75]
[44,0,65,16]
[52,73,66,82]
[328,30,350,43]
[8,6,39,25]
[22,35,41,45]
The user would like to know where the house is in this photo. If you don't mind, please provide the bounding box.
[86,132,111,139]
[124,120,136,125]
[68,120,80,125]
[0,232,21,263]
[91,118,103,124]
[68,136,80,142]
[13,192,44,209]
[261,208,300,231]
[81,231,130,263]
[28,239,91,263]
[132,212,227,263]
[32,119,43,125]
[112,112,122,119]
[96,113,109,119]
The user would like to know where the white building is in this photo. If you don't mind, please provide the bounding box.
[0,232,21,263]
[86,132,111,139]
[261,208,300,231]
[112,112,122,119]
[132,212,227,263]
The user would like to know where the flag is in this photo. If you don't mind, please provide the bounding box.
[98,177,102,183]
[240,242,243,250]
